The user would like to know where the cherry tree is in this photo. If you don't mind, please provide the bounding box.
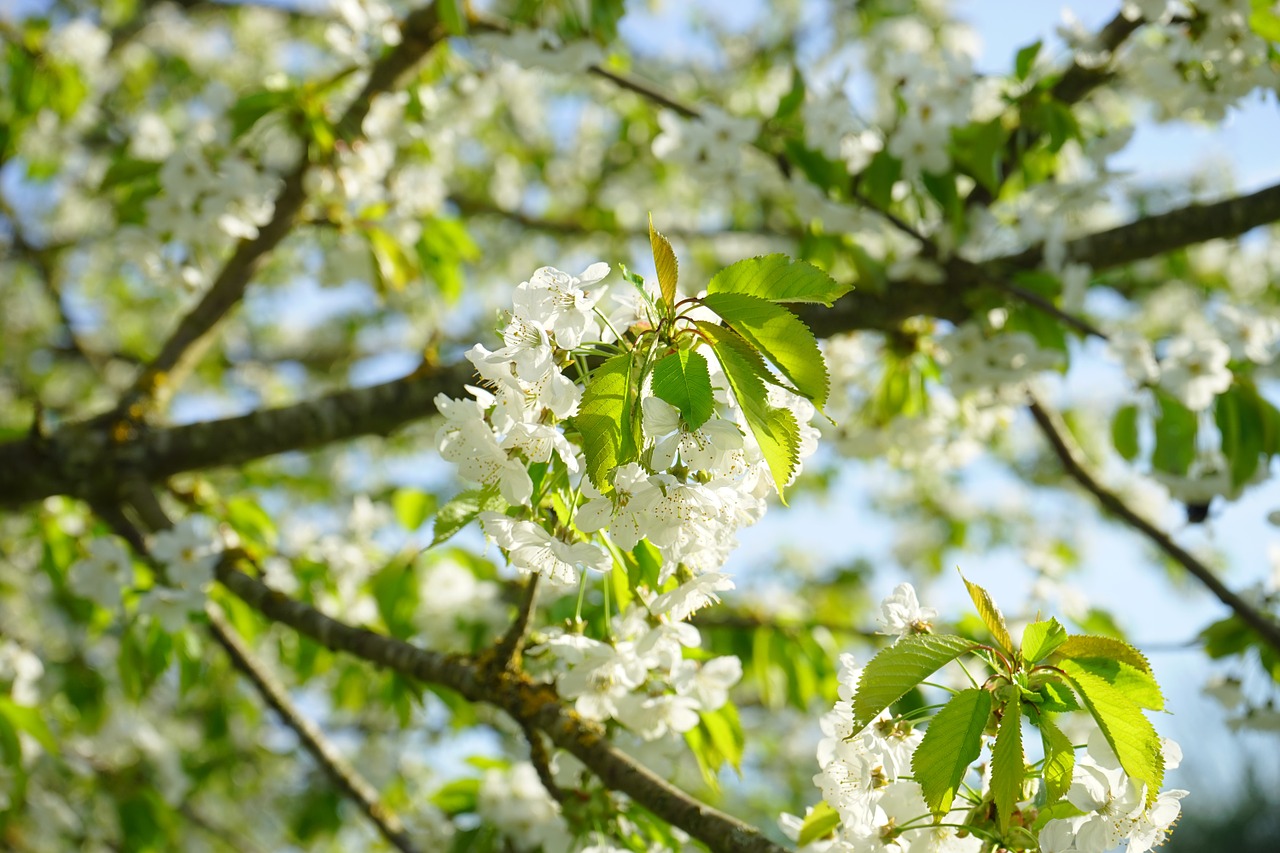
[1,1,1279,851]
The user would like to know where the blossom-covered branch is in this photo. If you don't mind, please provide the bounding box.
[112,4,450,417]
[214,561,790,853]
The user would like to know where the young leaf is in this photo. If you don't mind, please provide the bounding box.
[649,214,679,310]
[960,572,1014,656]
[1060,662,1164,804]
[652,347,714,430]
[575,353,637,489]
[1152,391,1197,476]
[1035,679,1081,713]
[1021,617,1068,662]
[851,634,976,731]
[707,253,850,306]
[1112,404,1140,461]
[1060,656,1164,711]
[912,688,991,816]
[797,801,841,846]
[1038,713,1076,804]
[991,692,1024,832]
[700,292,829,407]
[1055,635,1152,673]
[431,486,504,547]
[698,322,800,500]
[391,488,437,531]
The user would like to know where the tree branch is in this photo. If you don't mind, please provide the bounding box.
[1026,393,1280,655]
[112,4,448,418]
[214,561,789,853]
[207,606,425,853]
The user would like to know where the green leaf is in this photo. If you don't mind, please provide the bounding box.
[1152,391,1197,476]
[1060,656,1164,711]
[1215,383,1265,487]
[649,214,679,310]
[368,227,416,292]
[574,353,637,490]
[991,691,1024,832]
[697,322,800,500]
[1015,39,1043,80]
[0,697,57,756]
[1038,713,1075,804]
[1035,679,1082,713]
[950,118,1008,196]
[431,486,504,547]
[851,634,977,731]
[960,572,1014,656]
[1021,618,1068,663]
[392,488,437,531]
[438,0,469,34]
[1055,635,1152,673]
[700,702,745,772]
[431,777,481,815]
[652,347,714,430]
[700,291,829,406]
[912,688,991,816]
[228,88,295,139]
[1250,1,1280,42]
[1060,662,1164,804]
[707,254,850,306]
[1112,404,1140,461]
[798,800,841,845]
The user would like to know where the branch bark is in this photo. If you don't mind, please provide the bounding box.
[214,562,789,853]
[1026,394,1280,656]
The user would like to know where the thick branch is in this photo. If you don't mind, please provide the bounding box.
[1027,395,1280,655]
[214,562,788,853]
[208,607,424,853]
[114,5,447,417]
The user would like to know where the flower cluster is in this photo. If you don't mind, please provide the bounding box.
[1038,731,1187,853]
[533,604,742,740]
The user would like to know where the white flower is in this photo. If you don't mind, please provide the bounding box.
[150,516,222,589]
[876,583,937,638]
[69,536,135,608]
[649,572,735,622]
[1159,335,1231,411]
[672,655,742,711]
[574,463,663,550]
[480,513,609,584]
[0,640,43,706]
[556,639,648,722]
[614,691,701,739]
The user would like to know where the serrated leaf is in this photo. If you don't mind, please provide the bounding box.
[992,692,1024,832]
[697,322,800,501]
[575,353,637,489]
[1061,656,1164,711]
[431,486,504,547]
[960,572,1014,656]
[649,214,679,309]
[1055,635,1152,673]
[913,688,991,816]
[1038,713,1075,804]
[798,800,841,845]
[707,253,850,306]
[652,348,714,430]
[700,292,829,407]
[1060,663,1164,804]
[1021,618,1068,663]
[851,634,977,731]
[1112,404,1140,461]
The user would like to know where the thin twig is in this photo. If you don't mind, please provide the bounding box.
[491,573,540,671]
[207,606,425,853]
[1026,393,1280,655]
[520,719,568,805]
